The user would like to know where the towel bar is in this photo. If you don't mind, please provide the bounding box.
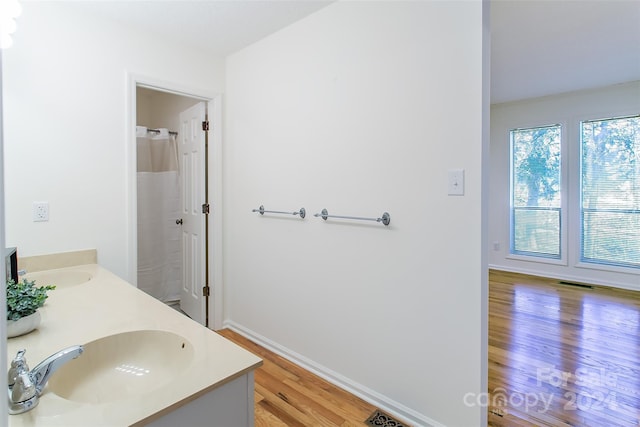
[314,209,390,226]
[252,205,306,219]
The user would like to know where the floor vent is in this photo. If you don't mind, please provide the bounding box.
[365,409,409,427]
[489,408,505,417]
[559,281,594,289]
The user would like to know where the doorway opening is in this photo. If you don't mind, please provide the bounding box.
[128,76,222,329]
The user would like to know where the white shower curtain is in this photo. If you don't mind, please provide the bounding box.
[136,126,181,302]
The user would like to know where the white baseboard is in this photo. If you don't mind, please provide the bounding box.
[223,320,445,427]
[488,263,640,292]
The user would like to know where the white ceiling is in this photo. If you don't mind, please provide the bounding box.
[72,0,334,58]
[70,0,640,104]
[491,0,640,104]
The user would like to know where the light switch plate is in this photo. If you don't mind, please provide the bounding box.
[448,169,464,196]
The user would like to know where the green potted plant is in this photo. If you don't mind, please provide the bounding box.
[6,278,55,338]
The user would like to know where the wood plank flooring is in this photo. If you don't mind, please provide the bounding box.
[217,329,378,427]
[488,270,640,427]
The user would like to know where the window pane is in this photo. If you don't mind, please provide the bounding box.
[510,125,562,258]
[581,116,640,268]
[513,208,560,256]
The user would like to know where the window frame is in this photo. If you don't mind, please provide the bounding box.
[576,113,640,272]
[507,122,569,266]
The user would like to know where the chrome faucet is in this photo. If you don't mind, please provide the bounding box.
[8,346,84,415]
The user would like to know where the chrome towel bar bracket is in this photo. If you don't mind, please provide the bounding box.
[314,209,391,226]
[252,205,306,219]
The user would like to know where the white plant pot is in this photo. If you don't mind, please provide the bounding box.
[7,311,41,338]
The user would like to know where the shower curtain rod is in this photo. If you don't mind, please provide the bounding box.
[147,128,178,136]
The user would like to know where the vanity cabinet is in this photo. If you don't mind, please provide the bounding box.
[143,373,254,427]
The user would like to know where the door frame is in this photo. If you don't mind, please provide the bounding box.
[126,73,224,330]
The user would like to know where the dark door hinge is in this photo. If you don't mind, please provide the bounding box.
[202,286,210,297]
[202,203,210,214]
[202,121,210,131]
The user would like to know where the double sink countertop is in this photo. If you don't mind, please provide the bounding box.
[7,263,262,426]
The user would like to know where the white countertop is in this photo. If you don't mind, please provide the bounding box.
[7,264,262,426]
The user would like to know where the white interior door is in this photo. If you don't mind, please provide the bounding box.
[178,102,207,324]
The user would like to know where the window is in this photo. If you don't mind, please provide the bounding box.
[510,125,562,259]
[581,115,640,269]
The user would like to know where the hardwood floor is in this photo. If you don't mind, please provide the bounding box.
[217,329,379,427]
[218,271,640,427]
[488,270,640,427]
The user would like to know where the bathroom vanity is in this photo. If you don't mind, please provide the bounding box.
[7,253,262,426]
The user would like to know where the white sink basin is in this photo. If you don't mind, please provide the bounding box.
[23,269,92,287]
[48,330,194,403]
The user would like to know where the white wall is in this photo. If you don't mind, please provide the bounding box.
[2,2,224,279]
[224,2,487,425]
[489,81,640,290]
